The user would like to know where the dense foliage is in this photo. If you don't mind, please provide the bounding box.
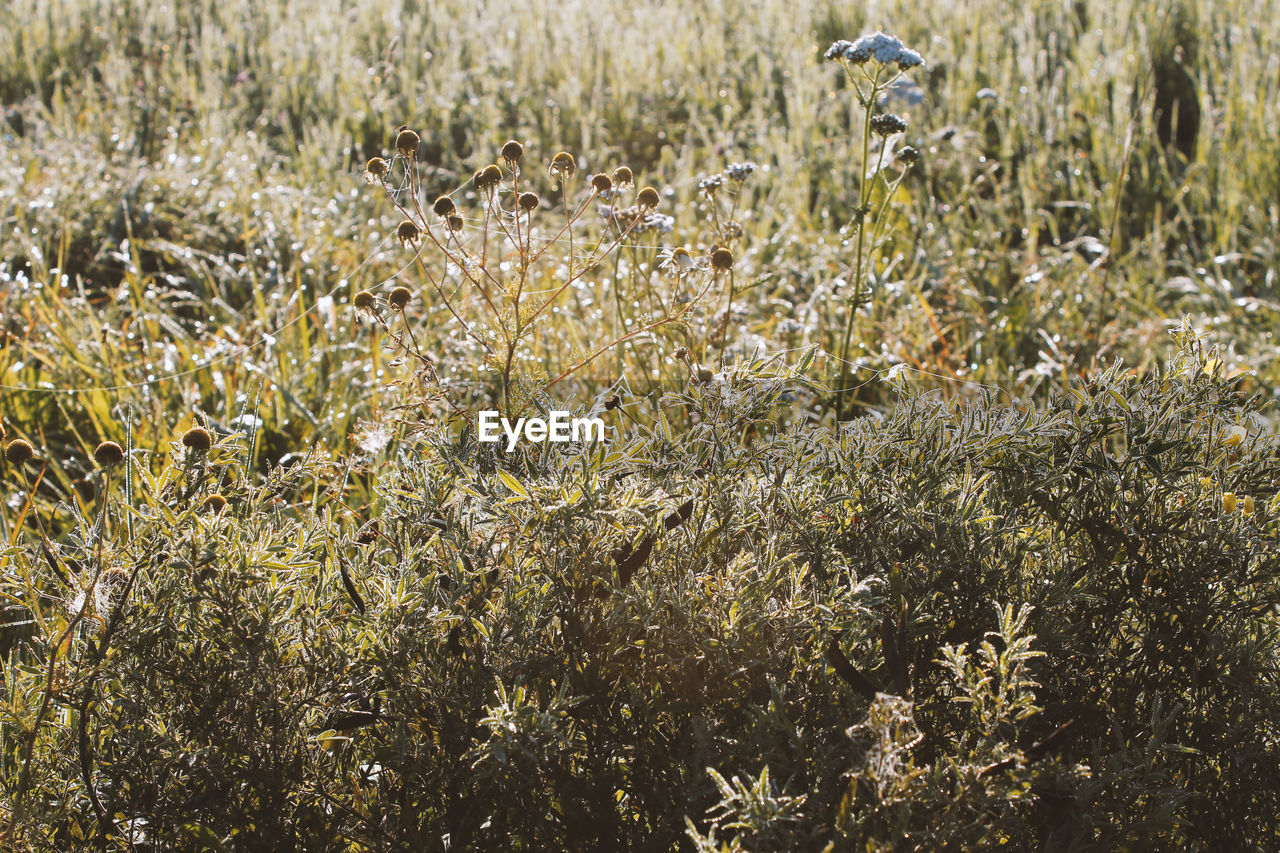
[2,337,1278,849]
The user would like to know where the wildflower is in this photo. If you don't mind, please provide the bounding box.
[636,186,661,210]
[612,166,634,189]
[5,439,34,464]
[202,494,228,514]
[395,127,420,157]
[389,286,412,310]
[549,151,576,180]
[94,440,125,467]
[710,246,735,271]
[698,174,723,196]
[518,191,540,212]
[181,426,213,451]
[871,113,909,136]
[363,157,390,184]
[897,145,921,164]
[591,173,613,194]
[724,161,757,182]
[660,247,700,276]
[1222,492,1237,513]
[826,32,924,70]
[474,164,503,192]
[397,219,422,248]
[1241,495,1255,515]
[433,196,457,217]
[500,139,524,167]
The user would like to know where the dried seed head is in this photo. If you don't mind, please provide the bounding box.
[474,164,503,191]
[501,139,524,165]
[591,173,613,194]
[181,426,213,451]
[674,347,690,362]
[363,157,390,184]
[518,191,540,212]
[446,214,464,232]
[636,186,660,210]
[896,145,921,165]
[724,161,757,182]
[389,286,412,310]
[612,166,634,188]
[5,439,34,464]
[549,151,576,180]
[94,440,125,467]
[397,219,422,247]
[353,290,376,311]
[202,494,228,514]
[604,394,621,411]
[356,521,380,545]
[710,246,735,271]
[871,113,909,137]
[395,127,420,157]
[433,195,457,217]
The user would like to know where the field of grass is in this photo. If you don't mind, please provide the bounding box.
[1,0,1279,849]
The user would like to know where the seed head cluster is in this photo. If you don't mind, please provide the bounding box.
[871,113,909,136]
[825,32,924,70]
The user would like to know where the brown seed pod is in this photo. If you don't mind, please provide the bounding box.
[612,166,634,188]
[500,139,524,165]
[446,214,464,232]
[5,439,34,464]
[474,164,504,192]
[202,493,228,513]
[389,286,412,310]
[710,246,735,271]
[604,394,621,411]
[636,186,660,210]
[356,521,380,545]
[591,173,613,194]
[353,290,376,311]
[93,440,125,467]
[181,426,213,451]
[518,191,539,212]
[395,127,420,157]
[549,151,576,179]
[433,195,457,217]
[396,219,422,247]
[364,157,389,182]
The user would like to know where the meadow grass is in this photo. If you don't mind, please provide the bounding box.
[1,0,1279,848]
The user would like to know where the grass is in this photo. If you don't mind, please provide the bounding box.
[1,0,1279,849]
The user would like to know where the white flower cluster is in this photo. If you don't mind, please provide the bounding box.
[825,32,924,71]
